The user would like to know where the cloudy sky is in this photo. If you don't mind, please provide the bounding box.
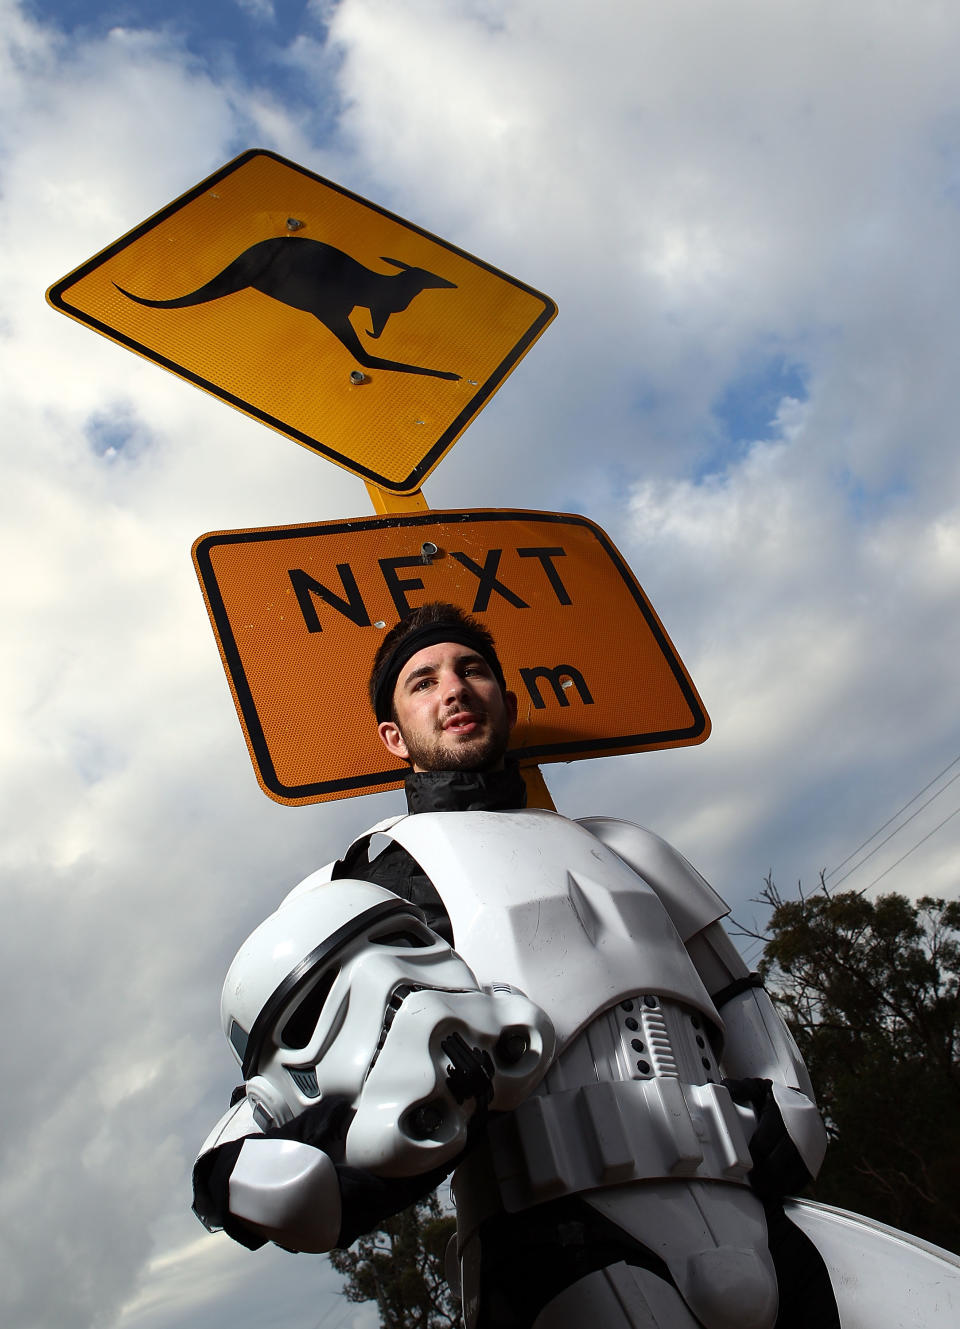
[5,0,960,1325]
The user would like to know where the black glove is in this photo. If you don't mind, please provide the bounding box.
[196,1077,484,1254]
[335,1157,454,1248]
[192,1095,355,1248]
[724,1077,813,1201]
[265,1095,354,1161]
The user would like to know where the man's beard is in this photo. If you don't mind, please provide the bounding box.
[400,713,511,773]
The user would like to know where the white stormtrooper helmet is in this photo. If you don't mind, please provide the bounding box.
[222,879,479,1125]
[221,879,554,1173]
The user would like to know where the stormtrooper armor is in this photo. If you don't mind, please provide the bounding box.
[196,808,960,1325]
[363,809,826,1329]
[196,876,554,1251]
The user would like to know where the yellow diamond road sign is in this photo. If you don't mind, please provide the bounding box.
[47,150,557,493]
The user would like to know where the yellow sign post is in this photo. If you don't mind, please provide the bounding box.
[47,150,556,493]
[192,509,710,805]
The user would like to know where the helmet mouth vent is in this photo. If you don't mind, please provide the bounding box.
[286,1066,321,1099]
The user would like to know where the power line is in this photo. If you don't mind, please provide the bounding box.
[313,1289,362,1329]
[729,753,960,962]
[825,752,960,885]
[828,767,960,889]
[855,802,960,897]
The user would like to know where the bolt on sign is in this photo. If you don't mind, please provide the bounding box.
[46,150,556,493]
[192,509,710,805]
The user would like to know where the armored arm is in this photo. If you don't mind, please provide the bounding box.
[229,1137,342,1252]
[192,1095,348,1253]
[687,919,827,1193]
[580,817,826,1194]
[192,1094,452,1254]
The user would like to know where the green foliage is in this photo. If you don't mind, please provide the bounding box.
[756,878,960,1251]
[329,1191,458,1329]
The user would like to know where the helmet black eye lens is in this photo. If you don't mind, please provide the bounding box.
[280,966,339,1048]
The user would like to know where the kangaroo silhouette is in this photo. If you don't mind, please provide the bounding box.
[115,236,460,380]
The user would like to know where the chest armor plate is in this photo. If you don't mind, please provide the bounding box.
[383,809,719,1050]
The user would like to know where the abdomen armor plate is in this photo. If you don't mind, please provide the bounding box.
[478,992,753,1214]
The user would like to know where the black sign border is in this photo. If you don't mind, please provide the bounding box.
[193,509,709,802]
[47,149,557,493]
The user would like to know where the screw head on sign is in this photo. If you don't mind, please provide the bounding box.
[286,217,305,230]
[349,370,367,385]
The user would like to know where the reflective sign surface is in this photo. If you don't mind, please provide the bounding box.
[47,150,556,492]
[193,509,710,804]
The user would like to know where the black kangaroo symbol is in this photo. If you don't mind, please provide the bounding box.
[115,236,460,380]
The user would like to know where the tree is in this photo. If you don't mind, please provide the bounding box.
[329,1191,458,1329]
[751,878,960,1252]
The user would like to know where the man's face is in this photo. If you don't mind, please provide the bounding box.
[377,642,517,772]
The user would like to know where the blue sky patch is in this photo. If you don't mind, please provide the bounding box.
[713,353,808,445]
[85,402,150,458]
[694,353,808,481]
[28,1,334,108]
[837,466,911,521]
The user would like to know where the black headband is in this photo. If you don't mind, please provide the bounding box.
[372,623,507,722]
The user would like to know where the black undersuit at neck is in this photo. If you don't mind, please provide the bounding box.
[402,761,527,814]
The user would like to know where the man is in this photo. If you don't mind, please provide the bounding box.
[330,601,528,941]
[194,602,838,1328]
[372,600,518,774]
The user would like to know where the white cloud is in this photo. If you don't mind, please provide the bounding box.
[321,0,960,493]
[234,0,276,22]
[4,1,960,1326]
[0,6,383,1327]
[309,0,960,904]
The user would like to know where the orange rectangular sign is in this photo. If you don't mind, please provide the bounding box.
[192,509,709,804]
[47,150,556,493]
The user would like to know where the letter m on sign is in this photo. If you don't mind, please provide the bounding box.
[519,664,594,710]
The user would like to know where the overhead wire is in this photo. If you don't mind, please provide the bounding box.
[730,752,960,960]
[313,1294,360,1329]
[827,765,960,890]
[853,802,960,897]
[824,752,960,883]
